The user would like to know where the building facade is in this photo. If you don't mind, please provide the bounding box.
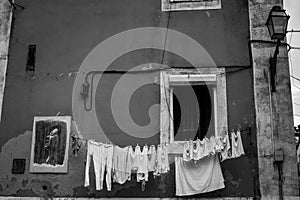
[0,0,298,199]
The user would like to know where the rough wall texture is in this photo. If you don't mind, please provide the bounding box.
[0,0,257,198]
[248,0,299,199]
[0,0,12,121]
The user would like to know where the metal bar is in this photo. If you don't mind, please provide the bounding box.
[287,30,300,33]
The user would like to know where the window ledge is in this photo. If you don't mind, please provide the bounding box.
[161,0,222,12]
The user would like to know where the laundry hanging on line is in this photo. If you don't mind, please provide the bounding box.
[175,155,225,196]
[181,130,245,163]
[175,130,246,196]
[84,140,170,191]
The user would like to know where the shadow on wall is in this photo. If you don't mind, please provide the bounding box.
[0,130,87,197]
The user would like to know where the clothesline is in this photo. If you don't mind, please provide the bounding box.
[71,125,252,143]
[82,129,246,193]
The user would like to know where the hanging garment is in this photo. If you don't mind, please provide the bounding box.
[147,145,157,172]
[136,145,149,182]
[220,133,231,162]
[84,140,103,190]
[128,145,137,171]
[206,136,216,156]
[193,139,201,161]
[175,155,225,196]
[202,137,210,158]
[113,146,131,184]
[231,130,245,158]
[215,136,224,153]
[99,143,114,191]
[199,138,207,159]
[154,143,170,176]
[183,140,193,161]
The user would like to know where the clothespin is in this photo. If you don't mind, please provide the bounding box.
[237,124,241,132]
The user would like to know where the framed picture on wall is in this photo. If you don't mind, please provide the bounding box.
[29,116,71,173]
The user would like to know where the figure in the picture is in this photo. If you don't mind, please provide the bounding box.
[44,127,59,165]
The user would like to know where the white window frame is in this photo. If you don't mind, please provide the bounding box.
[160,68,227,144]
[162,0,222,12]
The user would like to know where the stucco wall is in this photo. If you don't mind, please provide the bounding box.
[0,0,258,198]
[248,0,299,199]
[0,0,13,121]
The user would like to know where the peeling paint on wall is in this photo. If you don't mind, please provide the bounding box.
[0,130,86,197]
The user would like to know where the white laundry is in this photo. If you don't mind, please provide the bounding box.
[113,146,131,184]
[147,145,157,172]
[84,140,103,190]
[206,136,216,156]
[215,136,224,153]
[154,143,169,176]
[175,155,225,196]
[183,140,193,162]
[128,145,137,171]
[193,139,201,160]
[231,130,245,158]
[135,145,149,182]
[220,133,231,162]
[100,143,114,191]
[202,137,210,158]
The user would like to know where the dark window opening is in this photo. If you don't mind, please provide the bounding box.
[173,84,215,141]
[26,45,36,72]
[12,159,26,174]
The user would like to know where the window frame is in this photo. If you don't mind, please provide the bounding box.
[161,0,222,12]
[160,68,227,144]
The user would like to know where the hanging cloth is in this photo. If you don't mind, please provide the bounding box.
[175,155,225,196]
[112,146,132,184]
[231,130,245,158]
[154,143,170,176]
[84,141,114,191]
[220,133,231,162]
[84,140,102,190]
[147,145,157,172]
[136,145,149,182]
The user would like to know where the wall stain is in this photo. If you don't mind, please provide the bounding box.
[72,185,89,197]
[0,130,84,196]
[15,189,37,197]
[53,184,59,190]
[224,169,241,188]
[22,179,28,187]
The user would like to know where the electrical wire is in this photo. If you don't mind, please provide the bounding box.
[293,102,300,107]
[291,75,300,82]
[292,83,300,90]
[82,66,251,112]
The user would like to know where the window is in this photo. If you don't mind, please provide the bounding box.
[160,68,227,144]
[162,0,221,11]
[26,45,36,72]
[172,84,215,141]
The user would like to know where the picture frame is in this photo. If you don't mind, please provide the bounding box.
[29,116,71,173]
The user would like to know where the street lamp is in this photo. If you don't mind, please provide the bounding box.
[266,6,290,92]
